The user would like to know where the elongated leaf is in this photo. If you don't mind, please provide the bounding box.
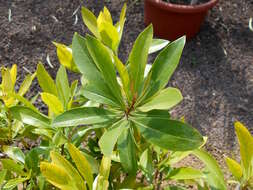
[9,92,37,111]
[114,56,130,100]
[192,149,226,190]
[41,92,64,115]
[81,6,100,38]
[235,121,253,180]
[40,162,79,190]
[149,39,169,54]
[52,107,118,127]
[131,117,203,151]
[56,65,70,108]
[10,106,51,128]
[2,146,25,164]
[139,149,154,181]
[167,167,204,180]
[3,177,29,189]
[141,36,186,102]
[0,169,7,186]
[18,73,36,96]
[99,119,127,156]
[99,156,111,180]
[1,159,25,175]
[97,21,119,52]
[117,127,138,174]
[116,3,126,41]
[25,149,39,174]
[53,42,78,72]
[68,143,93,189]
[10,64,17,85]
[50,151,86,190]
[138,87,183,112]
[1,67,13,92]
[86,35,124,107]
[128,25,153,97]
[37,63,58,96]
[225,157,243,181]
[81,84,120,107]
[72,34,119,107]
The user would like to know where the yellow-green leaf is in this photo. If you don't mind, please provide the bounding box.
[40,162,79,190]
[53,42,78,72]
[225,157,243,180]
[113,56,130,100]
[68,143,93,190]
[97,20,119,52]
[18,72,36,96]
[1,67,14,92]
[10,64,17,85]
[50,151,86,190]
[41,92,64,115]
[37,63,58,96]
[235,121,253,180]
[81,6,100,39]
[102,7,113,24]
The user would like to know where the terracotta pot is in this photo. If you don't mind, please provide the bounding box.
[144,0,219,40]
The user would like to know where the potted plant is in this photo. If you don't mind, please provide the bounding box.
[144,0,219,40]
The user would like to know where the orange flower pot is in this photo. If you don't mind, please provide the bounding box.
[144,0,219,40]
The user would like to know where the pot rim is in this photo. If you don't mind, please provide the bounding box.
[145,0,219,13]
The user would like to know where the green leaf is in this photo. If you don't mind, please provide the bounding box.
[1,159,25,175]
[9,92,38,112]
[167,151,191,165]
[52,107,118,127]
[116,3,126,41]
[18,73,36,97]
[40,162,79,190]
[3,177,29,189]
[131,117,203,151]
[141,36,186,102]
[192,149,226,190]
[10,106,51,128]
[99,156,111,180]
[149,39,169,54]
[10,64,17,86]
[53,42,78,72]
[114,56,130,100]
[2,146,25,164]
[0,169,7,186]
[86,35,124,107]
[56,65,70,108]
[50,151,86,190]
[37,63,58,96]
[117,127,138,174]
[72,34,119,107]
[97,20,119,52]
[25,149,39,174]
[225,157,243,181]
[164,185,187,190]
[167,167,204,180]
[99,119,127,156]
[139,149,154,181]
[235,121,253,180]
[1,67,14,92]
[41,92,64,115]
[81,6,100,38]
[68,143,93,190]
[138,87,183,112]
[128,25,153,97]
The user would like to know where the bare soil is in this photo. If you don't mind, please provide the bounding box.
[0,0,253,188]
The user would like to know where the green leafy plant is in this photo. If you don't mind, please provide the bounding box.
[0,4,235,190]
[225,122,253,189]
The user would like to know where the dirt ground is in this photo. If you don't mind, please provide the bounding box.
[0,0,253,187]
